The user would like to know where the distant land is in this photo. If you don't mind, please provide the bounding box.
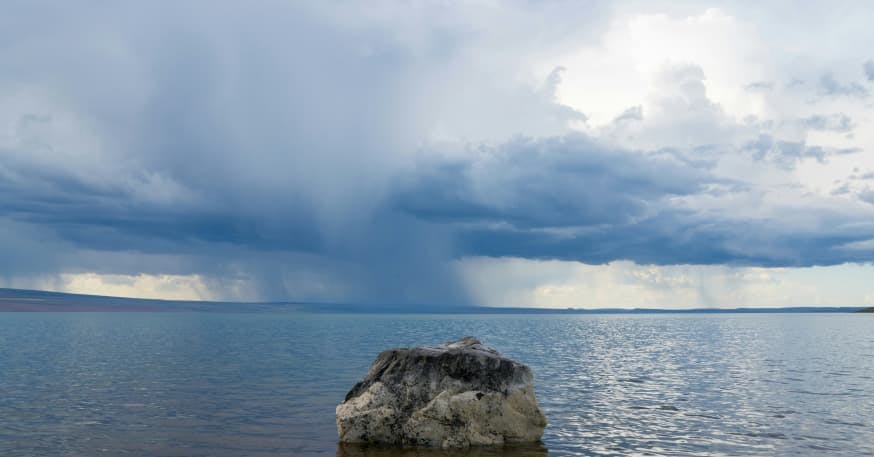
[858,307,874,313]
[0,288,867,314]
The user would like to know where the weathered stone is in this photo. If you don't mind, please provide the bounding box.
[336,337,547,448]
[336,442,548,456]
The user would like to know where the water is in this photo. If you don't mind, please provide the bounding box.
[0,313,872,456]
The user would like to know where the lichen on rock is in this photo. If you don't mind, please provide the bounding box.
[336,337,547,448]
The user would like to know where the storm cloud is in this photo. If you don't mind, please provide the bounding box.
[0,1,608,303]
[391,135,874,267]
[2,1,874,304]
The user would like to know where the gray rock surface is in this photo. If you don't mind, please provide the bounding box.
[336,442,548,456]
[336,337,547,448]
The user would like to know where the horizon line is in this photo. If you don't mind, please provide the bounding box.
[0,287,868,313]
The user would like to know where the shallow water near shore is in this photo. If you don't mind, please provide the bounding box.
[0,312,872,456]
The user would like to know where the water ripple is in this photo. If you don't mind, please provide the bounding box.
[0,313,872,456]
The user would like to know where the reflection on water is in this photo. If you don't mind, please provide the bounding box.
[337,443,548,457]
[0,313,872,456]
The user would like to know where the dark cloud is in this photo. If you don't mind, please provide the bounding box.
[2,1,874,304]
[451,210,874,267]
[860,190,874,205]
[798,113,854,133]
[864,60,874,81]
[392,135,713,229]
[390,135,874,267]
[0,1,469,303]
[742,134,860,168]
[0,0,613,304]
[818,73,868,98]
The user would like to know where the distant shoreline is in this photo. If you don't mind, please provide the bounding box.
[0,288,866,314]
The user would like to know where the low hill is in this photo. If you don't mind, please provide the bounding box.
[0,288,297,312]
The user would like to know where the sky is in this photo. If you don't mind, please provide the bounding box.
[2,1,874,308]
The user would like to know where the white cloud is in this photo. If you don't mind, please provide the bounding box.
[554,8,768,127]
[458,257,874,309]
[553,5,874,205]
[59,273,215,301]
[0,273,219,301]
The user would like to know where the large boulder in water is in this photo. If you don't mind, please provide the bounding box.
[336,337,547,448]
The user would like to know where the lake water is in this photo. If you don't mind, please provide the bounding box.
[0,313,872,456]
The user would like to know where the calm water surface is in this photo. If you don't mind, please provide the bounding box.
[0,313,872,456]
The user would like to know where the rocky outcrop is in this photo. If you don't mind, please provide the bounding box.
[336,337,546,448]
[336,442,548,456]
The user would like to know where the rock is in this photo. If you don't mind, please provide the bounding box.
[336,337,547,448]
[336,442,548,456]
